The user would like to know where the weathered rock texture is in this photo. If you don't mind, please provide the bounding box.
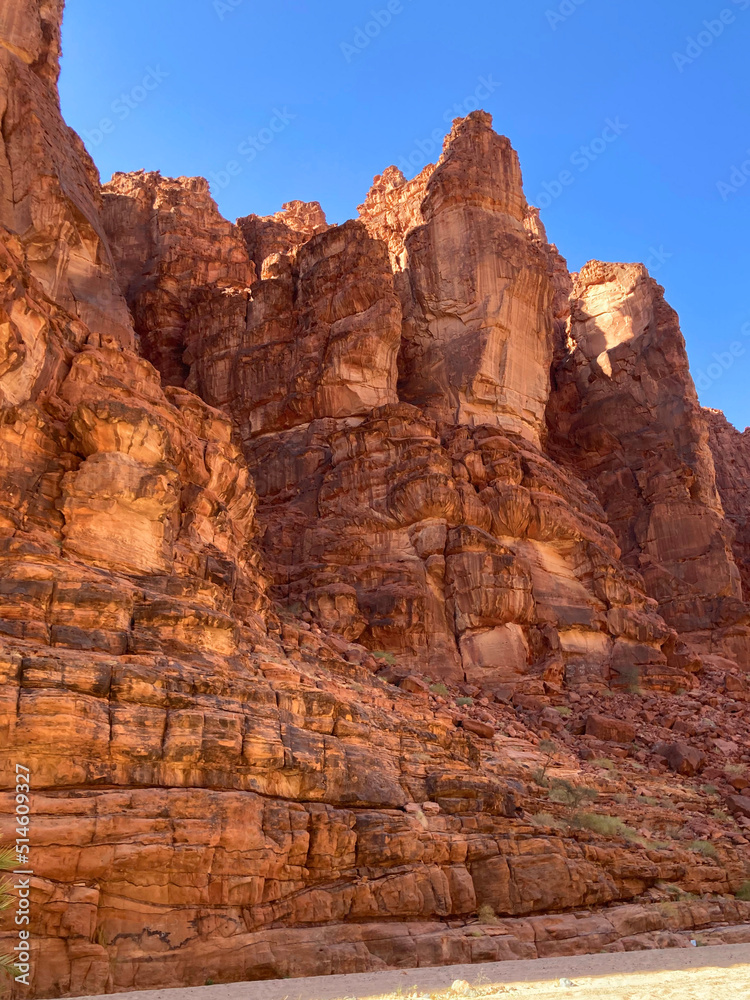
[237,199,330,277]
[704,408,750,597]
[102,171,255,387]
[547,262,750,663]
[2,4,750,998]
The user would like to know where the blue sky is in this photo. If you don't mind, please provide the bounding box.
[60,0,750,428]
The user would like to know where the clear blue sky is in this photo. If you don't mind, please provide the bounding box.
[60,0,750,428]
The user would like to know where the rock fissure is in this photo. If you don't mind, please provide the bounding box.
[1,4,750,994]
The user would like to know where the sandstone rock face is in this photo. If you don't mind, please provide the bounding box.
[99,111,683,693]
[0,0,134,350]
[704,407,750,597]
[358,164,434,269]
[102,171,255,387]
[400,113,555,443]
[238,199,330,276]
[3,4,750,996]
[547,262,749,663]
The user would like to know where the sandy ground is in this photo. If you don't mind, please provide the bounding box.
[72,943,750,1000]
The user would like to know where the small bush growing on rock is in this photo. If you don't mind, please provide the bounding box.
[476,903,500,924]
[548,779,598,807]
[736,881,750,901]
[372,651,396,665]
[690,840,718,858]
[430,683,449,697]
[554,706,572,717]
[531,767,550,788]
[592,757,616,771]
[571,812,637,840]
[455,696,474,707]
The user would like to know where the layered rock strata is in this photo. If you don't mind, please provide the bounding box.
[105,112,693,693]
[102,171,255,387]
[2,3,750,997]
[704,408,750,597]
[546,263,750,663]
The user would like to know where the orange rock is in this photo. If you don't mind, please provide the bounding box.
[585,714,636,744]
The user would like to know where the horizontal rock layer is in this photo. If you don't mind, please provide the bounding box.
[2,3,750,997]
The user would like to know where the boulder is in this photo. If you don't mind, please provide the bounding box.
[653,741,706,776]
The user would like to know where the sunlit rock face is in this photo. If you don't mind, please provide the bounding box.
[398,113,556,445]
[547,261,749,663]
[102,170,256,387]
[101,111,689,686]
[3,4,750,993]
[0,0,134,348]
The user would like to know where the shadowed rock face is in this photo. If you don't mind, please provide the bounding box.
[546,262,750,663]
[704,407,750,597]
[399,113,556,444]
[103,111,689,688]
[3,4,750,996]
[102,171,256,387]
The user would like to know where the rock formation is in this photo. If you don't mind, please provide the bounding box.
[2,3,750,997]
[704,408,750,597]
[547,263,750,664]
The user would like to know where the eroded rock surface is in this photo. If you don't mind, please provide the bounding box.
[547,262,750,663]
[2,4,750,998]
[704,407,750,597]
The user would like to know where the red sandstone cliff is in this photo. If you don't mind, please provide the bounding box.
[2,3,750,997]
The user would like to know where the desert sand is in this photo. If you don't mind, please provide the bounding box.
[70,944,750,1000]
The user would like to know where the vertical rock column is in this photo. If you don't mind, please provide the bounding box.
[401,112,555,445]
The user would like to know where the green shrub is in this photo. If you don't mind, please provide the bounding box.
[592,758,616,771]
[372,651,396,665]
[430,683,449,697]
[571,812,636,839]
[736,881,750,901]
[554,706,572,717]
[455,696,474,707]
[548,779,598,807]
[690,840,718,859]
[531,767,550,788]
[530,812,568,831]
